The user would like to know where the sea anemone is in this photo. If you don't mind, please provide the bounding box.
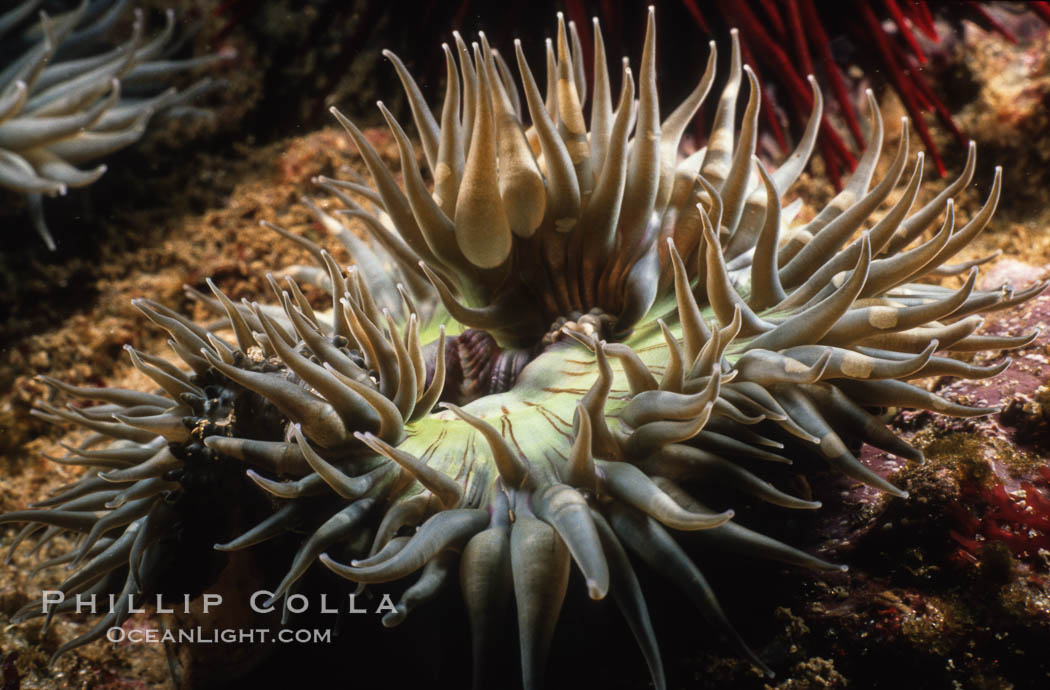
[2,7,1044,689]
[0,0,224,249]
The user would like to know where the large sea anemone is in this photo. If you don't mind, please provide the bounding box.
[2,7,1043,689]
[0,0,223,249]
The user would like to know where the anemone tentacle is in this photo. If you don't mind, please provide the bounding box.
[0,0,226,248]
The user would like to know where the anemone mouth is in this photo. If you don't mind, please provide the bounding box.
[2,6,1047,690]
[440,309,620,402]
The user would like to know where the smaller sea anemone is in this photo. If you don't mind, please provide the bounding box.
[0,0,225,249]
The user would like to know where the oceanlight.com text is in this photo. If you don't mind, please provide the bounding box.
[107,627,333,644]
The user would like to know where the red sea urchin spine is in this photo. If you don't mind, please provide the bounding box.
[884,0,929,66]
[1033,2,1050,26]
[687,0,859,187]
[951,471,1050,561]
[682,0,1049,184]
[856,1,948,177]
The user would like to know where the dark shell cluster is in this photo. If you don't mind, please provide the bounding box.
[2,8,1045,690]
